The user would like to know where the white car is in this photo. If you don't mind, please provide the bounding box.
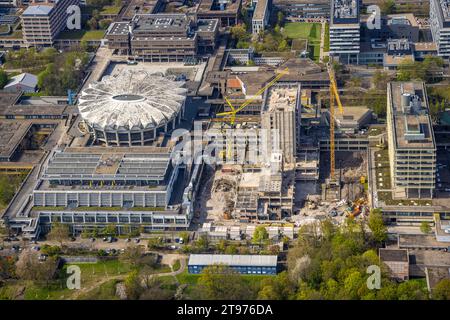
[444,229,450,234]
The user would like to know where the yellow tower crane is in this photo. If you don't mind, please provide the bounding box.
[327,61,344,181]
[216,67,290,125]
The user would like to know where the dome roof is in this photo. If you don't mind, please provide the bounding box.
[78,70,187,130]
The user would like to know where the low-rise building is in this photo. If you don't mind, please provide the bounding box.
[3,72,37,93]
[379,248,410,281]
[273,0,330,19]
[196,0,241,27]
[188,254,278,274]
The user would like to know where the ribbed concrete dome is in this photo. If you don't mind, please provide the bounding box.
[78,70,187,130]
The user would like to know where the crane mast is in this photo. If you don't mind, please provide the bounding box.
[327,60,344,182]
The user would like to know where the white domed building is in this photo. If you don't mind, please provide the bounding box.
[78,70,187,146]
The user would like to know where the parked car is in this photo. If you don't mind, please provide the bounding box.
[134,238,140,243]
[32,246,40,251]
[38,254,48,261]
[444,229,450,234]
[70,237,76,241]
[125,238,131,243]
[90,237,96,242]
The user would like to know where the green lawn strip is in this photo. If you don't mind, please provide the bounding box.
[76,279,120,300]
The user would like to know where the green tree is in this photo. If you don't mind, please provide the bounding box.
[420,221,432,234]
[15,252,57,285]
[102,223,117,236]
[47,222,70,247]
[147,237,163,249]
[196,234,210,251]
[380,0,396,14]
[277,11,285,27]
[252,226,268,245]
[432,279,450,300]
[195,265,255,299]
[230,24,247,41]
[179,231,189,244]
[99,19,112,30]
[120,245,145,268]
[87,17,98,30]
[396,280,428,300]
[124,270,143,300]
[368,209,387,244]
[278,39,288,52]
[0,69,8,88]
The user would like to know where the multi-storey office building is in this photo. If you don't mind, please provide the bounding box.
[252,0,270,35]
[106,14,218,61]
[387,82,436,199]
[21,0,79,47]
[330,0,361,64]
[430,0,450,58]
[273,0,330,19]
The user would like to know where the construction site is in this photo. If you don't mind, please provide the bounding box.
[195,60,372,230]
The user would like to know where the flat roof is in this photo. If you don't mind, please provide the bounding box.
[388,82,435,149]
[253,0,268,21]
[0,120,32,159]
[331,0,359,24]
[132,14,189,33]
[426,266,450,291]
[41,147,172,183]
[198,0,241,14]
[379,248,409,262]
[387,13,419,27]
[22,4,53,16]
[188,254,278,267]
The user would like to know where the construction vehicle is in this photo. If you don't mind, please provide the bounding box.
[348,197,367,218]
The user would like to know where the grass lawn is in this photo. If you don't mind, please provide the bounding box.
[282,23,322,61]
[283,22,321,40]
[101,5,122,15]
[76,279,120,300]
[324,23,330,52]
[64,259,132,282]
[57,30,105,41]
